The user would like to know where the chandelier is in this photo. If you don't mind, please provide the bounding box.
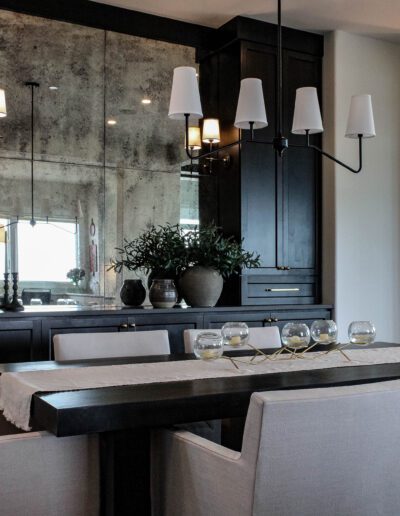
[168,0,375,174]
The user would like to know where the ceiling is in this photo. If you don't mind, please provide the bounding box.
[92,0,400,43]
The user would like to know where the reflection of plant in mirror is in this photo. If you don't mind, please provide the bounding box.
[109,223,260,279]
[109,224,188,278]
[67,268,86,286]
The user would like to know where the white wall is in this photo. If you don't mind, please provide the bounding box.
[323,31,400,341]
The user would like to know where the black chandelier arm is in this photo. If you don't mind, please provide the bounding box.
[287,131,363,174]
[0,219,20,230]
[307,131,363,174]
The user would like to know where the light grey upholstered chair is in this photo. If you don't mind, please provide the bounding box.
[0,431,99,516]
[53,329,170,361]
[152,380,400,516]
[183,326,281,353]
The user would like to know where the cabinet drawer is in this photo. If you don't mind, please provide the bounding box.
[248,282,315,298]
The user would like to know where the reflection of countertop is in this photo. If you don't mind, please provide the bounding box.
[0,304,334,318]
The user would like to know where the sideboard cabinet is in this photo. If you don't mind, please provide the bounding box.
[0,304,332,362]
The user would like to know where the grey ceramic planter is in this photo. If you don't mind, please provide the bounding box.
[180,266,223,307]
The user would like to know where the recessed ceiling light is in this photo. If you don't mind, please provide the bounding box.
[49,86,58,91]
[107,119,117,126]
[141,98,151,105]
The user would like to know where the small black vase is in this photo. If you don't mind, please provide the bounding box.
[120,279,146,307]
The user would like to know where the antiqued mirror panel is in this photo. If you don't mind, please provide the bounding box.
[0,9,197,306]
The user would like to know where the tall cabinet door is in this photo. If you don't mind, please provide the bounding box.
[241,42,282,270]
[282,51,322,275]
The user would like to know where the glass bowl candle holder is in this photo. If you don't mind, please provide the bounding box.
[281,322,311,350]
[310,320,338,345]
[348,321,376,346]
[194,332,224,360]
[221,322,249,348]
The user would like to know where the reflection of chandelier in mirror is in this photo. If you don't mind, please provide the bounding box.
[0,88,6,118]
[0,82,82,234]
[170,0,375,175]
[183,118,230,177]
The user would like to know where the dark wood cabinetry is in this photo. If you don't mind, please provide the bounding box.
[199,19,323,306]
[0,319,42,362]
[0,305,331,363]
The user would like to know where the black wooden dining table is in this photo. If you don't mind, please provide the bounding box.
[2,342,400,516]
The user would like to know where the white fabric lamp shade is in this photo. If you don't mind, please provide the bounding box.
[202,118,220,143]
[345,94,375,138]
[168,66,203,120]
[0,89,6,118]
[291,87,323,134]
[234,78,268,130]
[186,126,201,149]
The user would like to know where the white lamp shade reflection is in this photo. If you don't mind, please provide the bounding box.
[234,78,268,130]
[168,66,203,120]
[76,199,84,219]
[0,89,6,118]
[291,87,323,134]
[186,126,201,149]
[0,226,6,244]
[202,119,220,143]
[345,94,375,138]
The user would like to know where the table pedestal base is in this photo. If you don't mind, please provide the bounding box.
[100,429,151,516]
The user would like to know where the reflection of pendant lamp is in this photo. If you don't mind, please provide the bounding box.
[0,88,7,118]
[0,226,7,274]
[25,81,39,227]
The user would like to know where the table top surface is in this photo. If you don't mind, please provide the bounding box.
[2,342,400,437]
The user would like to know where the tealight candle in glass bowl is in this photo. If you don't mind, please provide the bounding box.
[281,322,310,350]
[348,321,376,346]
[221,322,249,348]
[310,320,338,345]
[194,332,224,360]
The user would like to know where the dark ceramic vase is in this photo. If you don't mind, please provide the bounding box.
[149,279,178,308]
[120,279,146,307]
[179,266,223,307]
[148,270,183,303]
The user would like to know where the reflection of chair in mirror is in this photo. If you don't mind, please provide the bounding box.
[21,288,52,305]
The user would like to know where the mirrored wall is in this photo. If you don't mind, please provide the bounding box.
[0,10,197,306]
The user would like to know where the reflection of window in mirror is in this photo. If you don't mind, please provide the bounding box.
[0,218,9,276]
[180,176,199,232]
[17,221,78,282]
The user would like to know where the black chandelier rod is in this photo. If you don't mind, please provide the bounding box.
[277,0,283,137]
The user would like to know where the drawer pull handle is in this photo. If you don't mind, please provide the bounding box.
[129,323,136,329]
[272,318,279,322]
[120,323,128,329]
[265,288,300,292]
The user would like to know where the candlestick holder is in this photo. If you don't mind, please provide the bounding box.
[6,272,24,311]
[0,272,10,309]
